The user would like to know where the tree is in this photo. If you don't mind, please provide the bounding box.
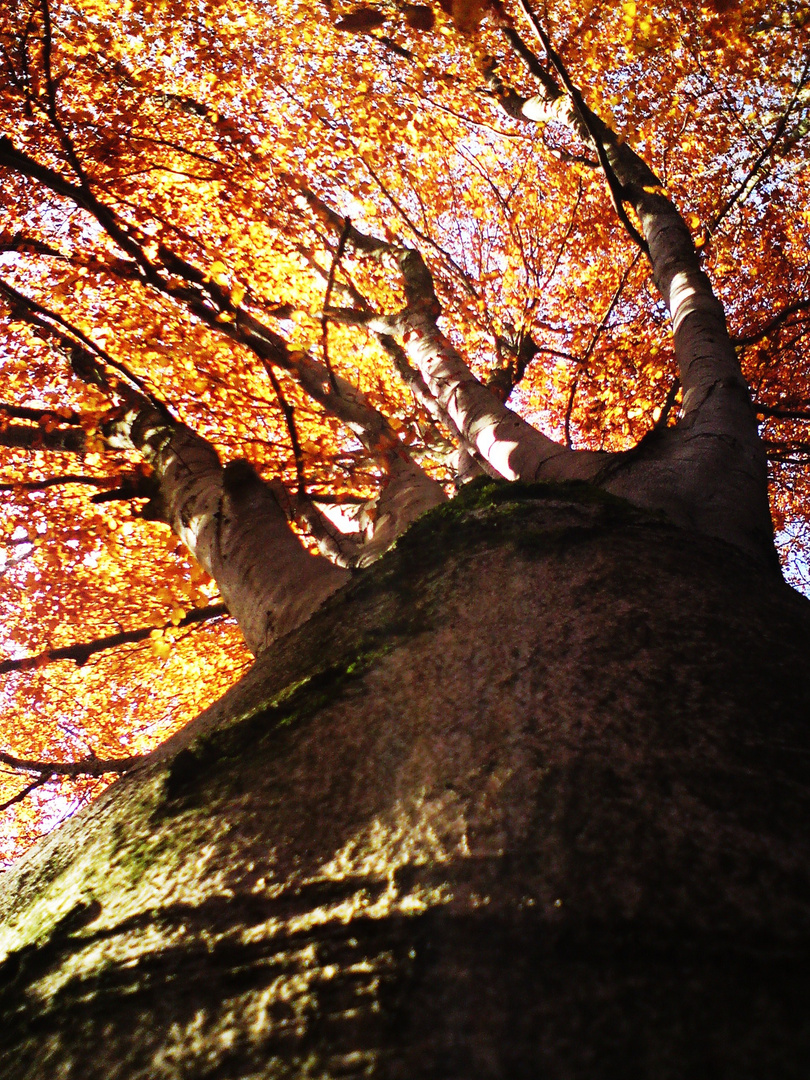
[0,1,809,1075]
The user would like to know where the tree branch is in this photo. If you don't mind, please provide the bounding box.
[0,749,144,779]
[757,403,810,422]
[733,297,810,348]
[0,275,164,406]
[510,1,648,253]
[0,402,81,424]
[708,54,810,236]
[0,604,229,676]
[0,474,116,493]
[654,379,682,429]
[321,215,352,393]
[263,364,307,495]
[0,423,86,453]
[0,773,53,812]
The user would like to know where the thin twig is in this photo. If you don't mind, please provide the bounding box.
[322,216,352,393]
[263,364,307,494]
[564,376,578,448]
[0,772,52,812]
[581,251,642,366]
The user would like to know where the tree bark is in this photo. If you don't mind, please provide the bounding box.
[103,402,351,655]
[1,482,808,1079]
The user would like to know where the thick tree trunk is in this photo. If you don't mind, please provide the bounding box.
[1,482,809,1079]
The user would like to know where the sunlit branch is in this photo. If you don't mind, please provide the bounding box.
[321,215,352,393]
[318,299,486,470]
[376,332,501,480]
[0,604,229,676]
[541,128,599,168]
[708,54,810,237]
[285,173,396,257]
[290,491,362,568]
[394,246,578,479]
[316,206,578,479]
[0,749,145,780]
[515,0,648,254]
[486,8,756,457]
[0,772,52,813]
[733,297,810,347]
[425,88,530,142]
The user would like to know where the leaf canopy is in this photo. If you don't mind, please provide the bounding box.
[1,0,808,858]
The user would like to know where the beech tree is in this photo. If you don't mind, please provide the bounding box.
[0,1,809,1075]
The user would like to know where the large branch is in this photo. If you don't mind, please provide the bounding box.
[0,270,352,652]
[498,8,759,445]
[103,402,350,655]
[309,190,606,484]
[390,248,606,483]
[0,153,447,548]
[488,7,777,567]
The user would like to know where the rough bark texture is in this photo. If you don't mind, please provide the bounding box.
[1,482,809,1079]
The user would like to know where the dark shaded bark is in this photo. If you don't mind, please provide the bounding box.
[0,482,808,1079]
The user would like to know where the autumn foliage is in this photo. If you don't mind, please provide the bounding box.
[0,0,808,860]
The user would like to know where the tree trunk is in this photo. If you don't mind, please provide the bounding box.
[1,482,809,1079]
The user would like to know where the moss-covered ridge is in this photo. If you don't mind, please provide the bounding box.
[162,480,661,800]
